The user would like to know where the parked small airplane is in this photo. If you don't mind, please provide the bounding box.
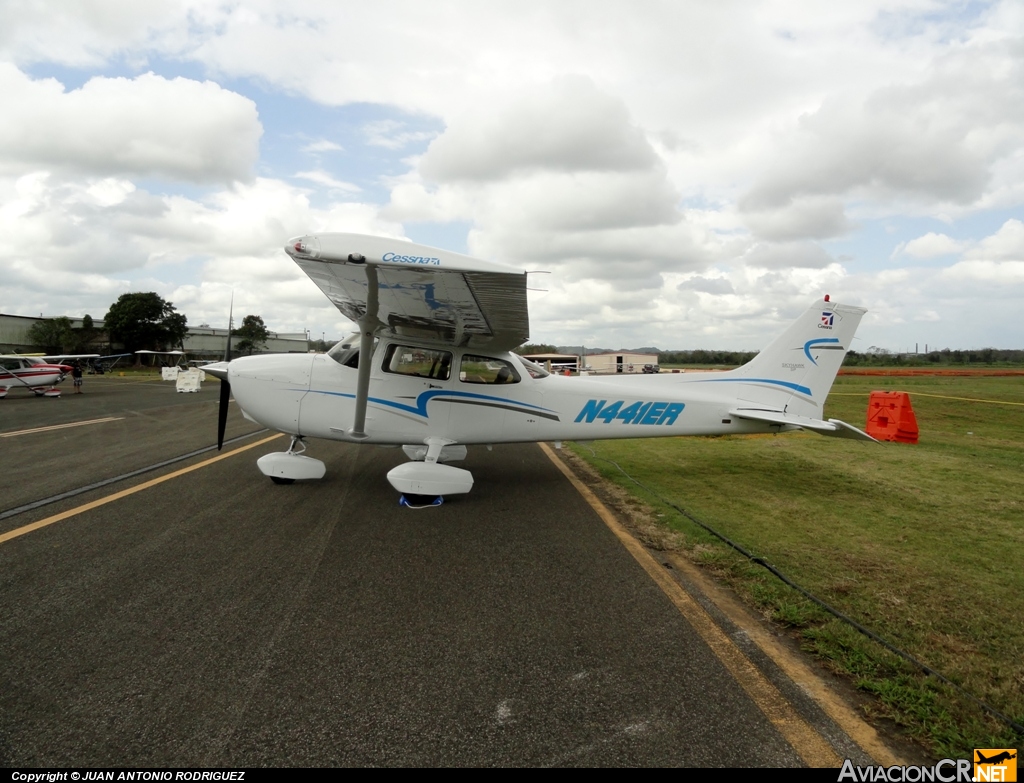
[975,751,1016,765]
[87,353,133,374]
[0,355,76,397]
[202,233,874,499]
[135,350,188,368]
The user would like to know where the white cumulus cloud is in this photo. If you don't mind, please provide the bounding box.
[0,65,261,183]
[420,76,658,182]
[893,232,968,259]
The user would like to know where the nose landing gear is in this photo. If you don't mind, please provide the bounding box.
[257,435,327,485]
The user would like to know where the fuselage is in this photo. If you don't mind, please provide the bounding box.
[226,338,797,446]
[0,357,73,393]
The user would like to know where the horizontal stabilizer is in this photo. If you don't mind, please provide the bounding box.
[826,418,878,442]
[729,408,877,442]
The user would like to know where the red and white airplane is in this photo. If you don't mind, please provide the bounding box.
[202,233,875,501]
[0,355,90,398]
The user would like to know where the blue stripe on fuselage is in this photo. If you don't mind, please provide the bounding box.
[302,387,557,419]
[692,377,813,396]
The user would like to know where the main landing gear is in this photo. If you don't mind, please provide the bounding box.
[257,436,326,485]
[387,438,473,500]
[257,435,475,504]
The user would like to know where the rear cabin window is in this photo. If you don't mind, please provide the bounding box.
[459,355,521,384]
[382,344,452,381]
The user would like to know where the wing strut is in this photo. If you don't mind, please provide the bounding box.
[349,264,380,440]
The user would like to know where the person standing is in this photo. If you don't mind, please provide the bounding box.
[72,362,83,394]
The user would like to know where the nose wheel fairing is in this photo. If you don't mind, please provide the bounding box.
[257,436,326,484]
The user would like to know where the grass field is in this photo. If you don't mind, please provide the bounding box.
[569,374,1024,758]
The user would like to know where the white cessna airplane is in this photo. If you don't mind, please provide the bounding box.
[203,233,874,499]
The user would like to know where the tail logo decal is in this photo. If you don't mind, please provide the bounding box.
[820,312,835,328]
[803,338,843,365]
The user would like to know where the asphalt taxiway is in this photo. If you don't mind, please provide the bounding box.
[0,375,892,766]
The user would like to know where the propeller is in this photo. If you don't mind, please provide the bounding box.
[217,374,230,450]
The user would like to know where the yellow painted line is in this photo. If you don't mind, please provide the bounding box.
[539,443,842,768]
[902,392,1024,406]
[664,552,904,766]
[0,434,283,546]
[831,392,1024,406]
[0,416,125,438]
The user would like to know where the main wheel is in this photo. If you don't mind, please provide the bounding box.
[270,476,295,485]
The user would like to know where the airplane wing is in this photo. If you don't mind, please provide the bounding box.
[285,233,530,350]
[41,354,101,361]
[729,408,878,441]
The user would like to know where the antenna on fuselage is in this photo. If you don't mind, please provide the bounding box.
[223,291,234,362]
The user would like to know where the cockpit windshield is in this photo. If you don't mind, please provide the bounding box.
[514,354,549,379]
[327,333,372,369]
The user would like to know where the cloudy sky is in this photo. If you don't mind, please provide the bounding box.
[2,1,1023,351]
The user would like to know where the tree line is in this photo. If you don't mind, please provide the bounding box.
[26,292,273,357]
[657,349,758,366]
[34,303,1023,364]
[655,348,1024,366]
[843,348,1024,366]
[520,345,1024,368]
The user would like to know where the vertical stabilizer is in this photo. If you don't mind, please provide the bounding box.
[722,299,866,415]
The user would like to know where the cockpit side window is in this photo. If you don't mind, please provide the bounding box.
[382,344,452,381]
[459,355,521,384]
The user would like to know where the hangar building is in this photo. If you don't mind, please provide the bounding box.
[0,313,308,358]
[583,351,659,374]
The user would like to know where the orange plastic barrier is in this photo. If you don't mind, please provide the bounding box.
[865,391,919,444]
